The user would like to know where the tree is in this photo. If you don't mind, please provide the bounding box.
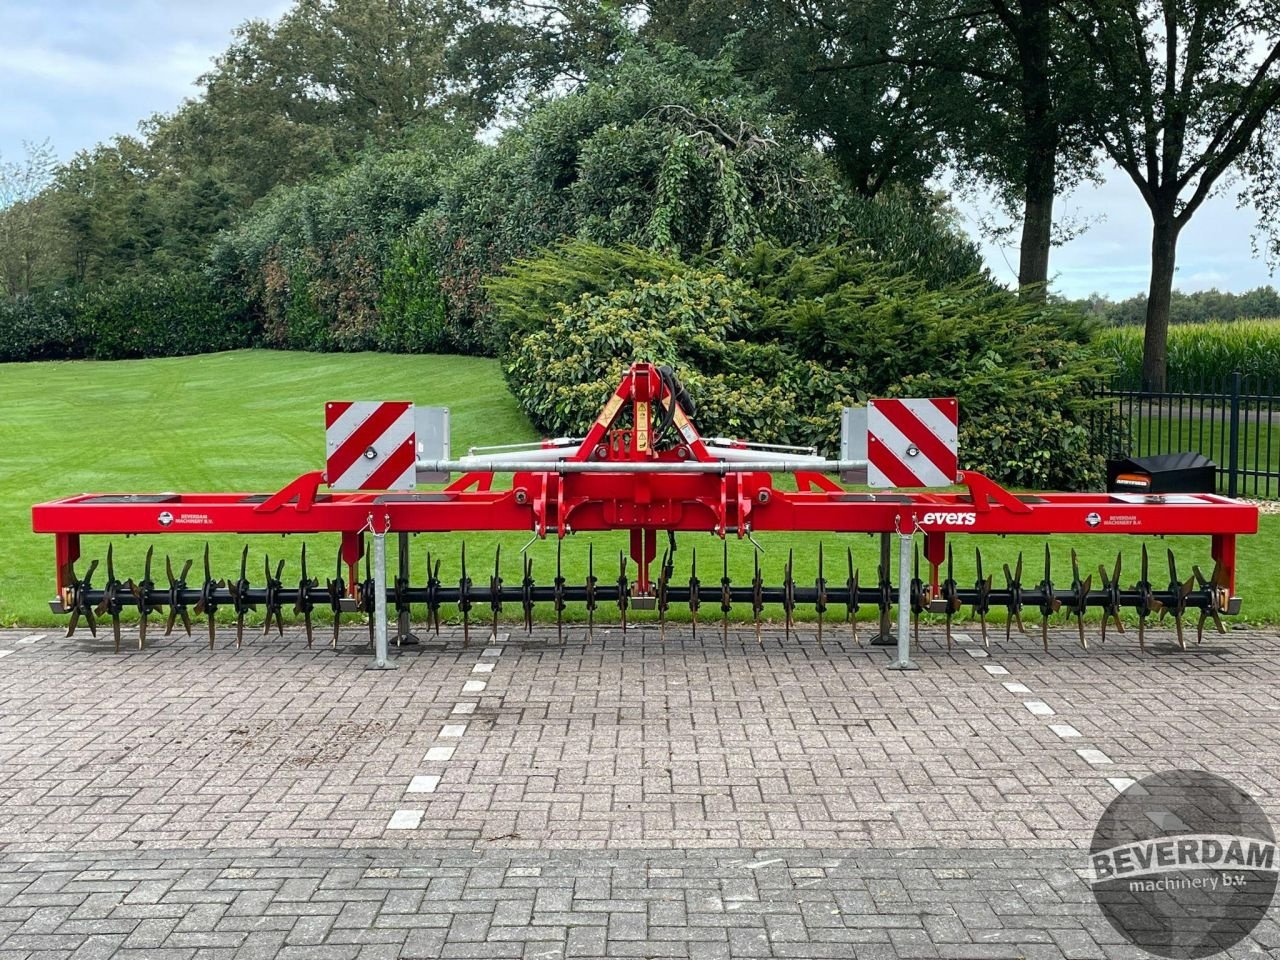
[150,0,470,204]
[1064,0,1280,389]
[0,140,57,297]
[639,0,1098,296]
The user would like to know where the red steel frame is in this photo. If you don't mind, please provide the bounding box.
[33,363,1259,601]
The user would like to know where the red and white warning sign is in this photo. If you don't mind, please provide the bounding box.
[324,401,416,491]
[867,397,958,488]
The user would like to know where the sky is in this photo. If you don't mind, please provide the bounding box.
[1,0,1275,301]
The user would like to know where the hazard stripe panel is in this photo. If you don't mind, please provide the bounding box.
[867,397,958,489]
[325,401,416,491]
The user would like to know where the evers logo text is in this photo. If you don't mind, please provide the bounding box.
[919,511,978,526]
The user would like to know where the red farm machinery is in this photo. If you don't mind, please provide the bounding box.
[32,362,1258,670]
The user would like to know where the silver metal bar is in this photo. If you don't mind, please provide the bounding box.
[371,530,395,670]
[888,524,919,671]
[467,438,580,455]
[417,458,869,475]
[706,447,829,466]
[705,438,819,454]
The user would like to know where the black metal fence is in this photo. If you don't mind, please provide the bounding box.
[1094,372,1280,499]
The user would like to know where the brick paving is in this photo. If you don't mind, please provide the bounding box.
[1,622,1277,957]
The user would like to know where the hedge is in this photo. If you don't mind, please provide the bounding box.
[496,242,1115,490]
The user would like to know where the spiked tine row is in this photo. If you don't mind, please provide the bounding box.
[58,541,1237,652]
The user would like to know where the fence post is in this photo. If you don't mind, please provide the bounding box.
[1228,371,1242,498]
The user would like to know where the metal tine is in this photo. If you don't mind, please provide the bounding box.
[262,555,286,637]
[96,544,126,653]
[1037,543,1060,653]
[752,551,764,646]
[430,554,443,636]
[585,544,597,640]
[974,548,992,649]
[491,545,503,642]
[554,540,566,644]
[522,552,537,634]
[909,544,923,647]
[815,542,827,648]
[845,546,859,647]
[65,557,100,638]
[1003,551,1025,644]
[459,542,471,646]
[133,546,156,650]
[327,546,346,649]
[362,548,375,646]
[1193,563,1227,642]
[658,547,671,641]
[617,551,629,635]
[1134,543,1162,655]
[194,543,223,651]
[1097,552,1125,643]
[689,547,700,638]
[230,544,253,649]
[783,548,795,643]
[721,539,732,646]
[1069,548,1091,650]
[296,543,316,648]
[941,544,960,651]
[1165,548,1190,651]
[164,555,193,638]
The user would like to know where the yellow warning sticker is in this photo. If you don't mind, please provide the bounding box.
[596,393,625,428]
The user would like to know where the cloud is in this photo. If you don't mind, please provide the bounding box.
[951,170,1277,299]
[0,0,290,161]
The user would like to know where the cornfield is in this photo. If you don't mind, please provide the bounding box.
[1097,317,1280,386]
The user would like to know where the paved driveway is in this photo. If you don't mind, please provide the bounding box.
[0,623,1276,958]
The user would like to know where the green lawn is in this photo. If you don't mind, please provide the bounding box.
[1130,415,1280,499]
[3,349,1278,630]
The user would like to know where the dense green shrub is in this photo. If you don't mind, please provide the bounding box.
[210,145,465,353]
[498,242,1113,490]
[73,273,253,360]
[1096,318,1280,386]
[0,290,83,361]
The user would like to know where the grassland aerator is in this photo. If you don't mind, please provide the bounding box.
[32,362,1258,669]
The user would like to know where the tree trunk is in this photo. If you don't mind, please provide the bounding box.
[1015,0,1055,299]
[1018,150,1055,296]
[1142,214,1180,391]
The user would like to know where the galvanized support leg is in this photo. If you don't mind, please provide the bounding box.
[395,531,419,646]
[870,532,895,645]
[369,527,396,671]
[887,524,919,671]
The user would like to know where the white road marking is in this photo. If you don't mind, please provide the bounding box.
[952,633,972,644]
[424,746,455,762]
[17,634,45,645]
[481,647,503,657]
[1049,724,1081,739]
[1002,681,1031,693]
[965,647,989,659]
[745,858,783,870]
[982,663,1008,675]
[1077,748,1113,765]
[462,679,487,693]
[452,703,476,715]
[407,775,441,793]
[472,662,495,673]
[1107,777,1137,792]
[0,650,13,659]
[440,724,467,738]
[387,809,424,830]
[1024,701,1055,717]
